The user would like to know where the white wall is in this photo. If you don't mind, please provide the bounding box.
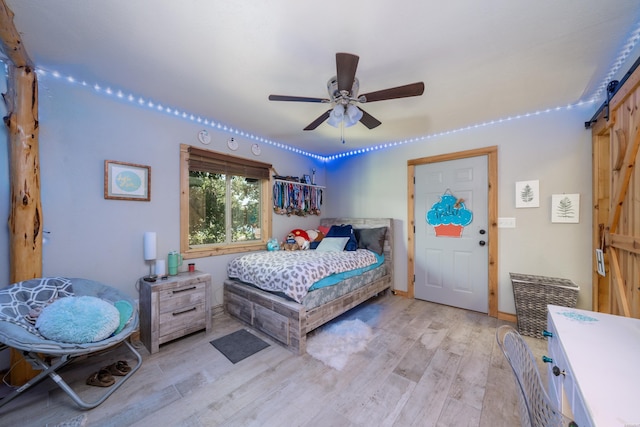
[324,107,595,313]
[0,75,325,310]
[1,71,595,318]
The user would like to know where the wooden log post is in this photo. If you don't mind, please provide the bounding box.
[5,65,42,283]
[1,0,43,385]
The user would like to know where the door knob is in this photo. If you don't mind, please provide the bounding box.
[479,240,486,246]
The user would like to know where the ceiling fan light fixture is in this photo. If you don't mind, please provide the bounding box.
[346,104,363,123]
[268,53,425,132]
[327,105,345,127]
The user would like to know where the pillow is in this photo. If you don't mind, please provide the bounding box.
[315,237,350,252]
[36,296,120,343]
[114,300,134,335]
[0,277,74,334]
[354,227,387,255]
[317,225,330,236]
[326,224,358,251]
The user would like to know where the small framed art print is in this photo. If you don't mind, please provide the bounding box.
[104,160,151,201]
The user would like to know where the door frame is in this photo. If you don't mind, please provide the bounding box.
[407,146,498,317]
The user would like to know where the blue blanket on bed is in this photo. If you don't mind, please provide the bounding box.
[309,252,384,291]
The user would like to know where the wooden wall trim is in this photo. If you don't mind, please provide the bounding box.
[0,1,32,67]
[1,0,42,385]
[407,146,498,317]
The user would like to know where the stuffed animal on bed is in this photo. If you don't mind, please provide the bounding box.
[306,229,325,249]
[281,233,300,251]
[290,229,311,250]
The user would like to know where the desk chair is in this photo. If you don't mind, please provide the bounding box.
[496,325,577,427]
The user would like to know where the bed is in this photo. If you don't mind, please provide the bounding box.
[224,218,394,354]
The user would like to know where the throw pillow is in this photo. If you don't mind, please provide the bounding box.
[114,300,134,335]
[326,224,358,251]
[315,237,350,252]
[354,227,387,255]
[36,296,120,343]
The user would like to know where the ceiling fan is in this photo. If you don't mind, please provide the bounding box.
[268,52,425,131]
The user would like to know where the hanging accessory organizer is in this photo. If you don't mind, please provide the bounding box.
[272,178,324,216]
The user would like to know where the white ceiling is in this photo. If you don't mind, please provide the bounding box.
[4,0,640,156]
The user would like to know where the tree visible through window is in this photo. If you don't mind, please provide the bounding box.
[189,172,261,245]
[180,144,271,256]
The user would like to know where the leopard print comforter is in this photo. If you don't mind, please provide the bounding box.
[227,249,378,303]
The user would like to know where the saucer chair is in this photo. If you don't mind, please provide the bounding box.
[0,277,143,410]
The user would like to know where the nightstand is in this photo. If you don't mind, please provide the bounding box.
[139,271,212,354]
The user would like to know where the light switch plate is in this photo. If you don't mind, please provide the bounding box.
[498,217,516,228]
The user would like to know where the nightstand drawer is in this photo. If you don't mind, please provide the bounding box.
[158,282,206,313]
[158,303,206,340]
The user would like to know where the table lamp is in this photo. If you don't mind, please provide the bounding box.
[143,231,157,282]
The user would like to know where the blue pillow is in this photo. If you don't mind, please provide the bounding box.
[36,296,120,343]
[326,224,358,251]
[114,300,134,334]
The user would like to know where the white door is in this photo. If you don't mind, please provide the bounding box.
[414,155,488,313]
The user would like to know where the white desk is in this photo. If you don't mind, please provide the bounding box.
[547,305,640,427]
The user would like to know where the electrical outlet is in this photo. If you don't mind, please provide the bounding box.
[498,217,516,228]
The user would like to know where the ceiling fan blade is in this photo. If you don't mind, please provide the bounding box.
[303,109,332,131]
[336,52,359,93]
[360,82,425,103]
[358,107,382,129]
[269,94,328,103]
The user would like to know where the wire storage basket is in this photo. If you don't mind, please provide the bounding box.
[510,273,579,338]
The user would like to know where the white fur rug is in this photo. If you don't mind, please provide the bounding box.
[306,318,373,370]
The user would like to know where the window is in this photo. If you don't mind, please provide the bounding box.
[180,144,272,257]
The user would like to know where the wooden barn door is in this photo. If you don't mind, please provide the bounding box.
[591,66,640,319]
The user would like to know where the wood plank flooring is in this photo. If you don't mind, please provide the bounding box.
[0,295,548,426]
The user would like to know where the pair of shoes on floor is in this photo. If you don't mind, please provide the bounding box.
[86,360,131,387]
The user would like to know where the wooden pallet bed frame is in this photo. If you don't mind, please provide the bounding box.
[223,218,394,354]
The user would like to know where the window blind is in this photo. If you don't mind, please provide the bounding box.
[188,146,271,180]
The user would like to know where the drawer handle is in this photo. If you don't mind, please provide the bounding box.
[552,366,566,377]
[542,355,553,364]
[173,286,197,294]
[542,330,554,338]
[173,307,197,316]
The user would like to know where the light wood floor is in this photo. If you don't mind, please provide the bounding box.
[0,294,548,426]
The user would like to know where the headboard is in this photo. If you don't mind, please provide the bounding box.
[320,218,394,283]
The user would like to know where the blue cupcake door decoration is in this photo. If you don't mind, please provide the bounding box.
[426,191,473,237]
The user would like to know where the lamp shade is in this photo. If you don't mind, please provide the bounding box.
[327,105,345,127]
[345,104,363,127]
[143,232,157,260]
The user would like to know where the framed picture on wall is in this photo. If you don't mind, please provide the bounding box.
[515,180,539,208]
[551,193,580,223]
[104,160,151,201]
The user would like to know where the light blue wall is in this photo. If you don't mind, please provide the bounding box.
[1,69,596,318]
[325,107,595,313]
[1,75,325,308]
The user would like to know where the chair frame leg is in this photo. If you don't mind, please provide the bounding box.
[0,340,143,410]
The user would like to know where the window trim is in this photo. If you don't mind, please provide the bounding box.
[180,144,272,259]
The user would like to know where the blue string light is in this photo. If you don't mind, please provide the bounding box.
[5,22,638,163]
